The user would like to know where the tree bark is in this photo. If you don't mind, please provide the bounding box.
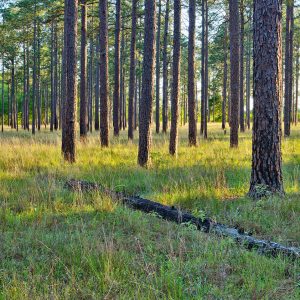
[138,0,156,166]
[239,0,245,132]
[50,21,54,132]
[134,62,138,130]
[169,0,181,156]
[155,0,162,134]
[162,0,170,133]
[222,22,228,131]
[246,9,251,130]
[95,33,100,131]
[249,0,284,198]
[120,24,125,130]
[128,0,137,140]
[7,83,10,127]
[32,7,37,135]
[113,0,121,136]
[204,0,208,139]
[88,37,93,132]
[229,0,240,147]
[26,43,30,130]
[37,25,41,131]
[22,45,26,130]
[53,22,58,130]
[63,0,78,163]
[99,0,109,147]
[200,0,205,135]
[11,59,16,129]
[188,0,197,146]
[61,4,68,154]
[284,2,294,137]
[295,47,299,126]
[1,62,4,132]
[80,0,88,139]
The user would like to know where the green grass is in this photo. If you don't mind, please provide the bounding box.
[0,123,299,299]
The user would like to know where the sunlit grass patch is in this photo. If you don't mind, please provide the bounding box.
[0,123,299,298]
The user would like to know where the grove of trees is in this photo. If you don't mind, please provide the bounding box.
[0,0,299,198]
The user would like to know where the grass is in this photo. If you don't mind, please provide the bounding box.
[0,123,299,299]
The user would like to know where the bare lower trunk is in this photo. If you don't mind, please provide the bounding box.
[1,62,4,132]
[113,0,121,136]
[200,0,205,135]
[88,38,93,132]
[162,0,170,133]
[229,0,240,147]
[37,28,41,131]
[188,0,197,146]
[295,48,299,126]
[155,0,162,134]
[204,0,208,139]
[284,2,294,137]
[128,0,137,140]
[222,22,228,131]
[169,0,181,156]
[95,33,100,131]
[138,0,156,166]
[53,22,58,130]
[249,0,284,198]
[239,0,245,132]
[99,0,110,147]
[246,12,251,130]
[80,0,88,139]
[63,0,78,163]
[32,9,37,135]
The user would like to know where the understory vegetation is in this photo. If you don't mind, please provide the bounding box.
[0,124,299,299]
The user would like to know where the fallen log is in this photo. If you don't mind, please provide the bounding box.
[65,179,300,260]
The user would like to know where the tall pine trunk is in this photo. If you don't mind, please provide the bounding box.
[229,0,240,147]
[128,0,137,140]
[204,0,210,139]
[113,0,121,136]
[80,0,88,139]
[95,33,100,131]
[249,0,284,198]
[53,22,58,130]
[169,0,181,156]
[99,0,110,147]
[155,0,162,134]
[188,0,197,146]
[32,6,37,135]
[200,0,205,135]
[239,0,245,132]
[284,2,294,137]
[222,22,228,131]
[138,0,156,166]
[63,0,78,162]
[295,47,299,126]
[245,10,251,130]
[11,59,16,129]
[61,5,68,153]
[162,0,170,133]
[50,21,54,131]
[204,0,208,139]
[88,37,93,132]
[37,26,41,131]
[1,62,4,132]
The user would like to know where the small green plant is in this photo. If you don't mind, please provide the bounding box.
[254,184,272,198]
[193,208,206,222]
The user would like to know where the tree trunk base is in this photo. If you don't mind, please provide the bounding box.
[248,184,285,199]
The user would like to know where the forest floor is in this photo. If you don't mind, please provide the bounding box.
[0,123,299,299]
